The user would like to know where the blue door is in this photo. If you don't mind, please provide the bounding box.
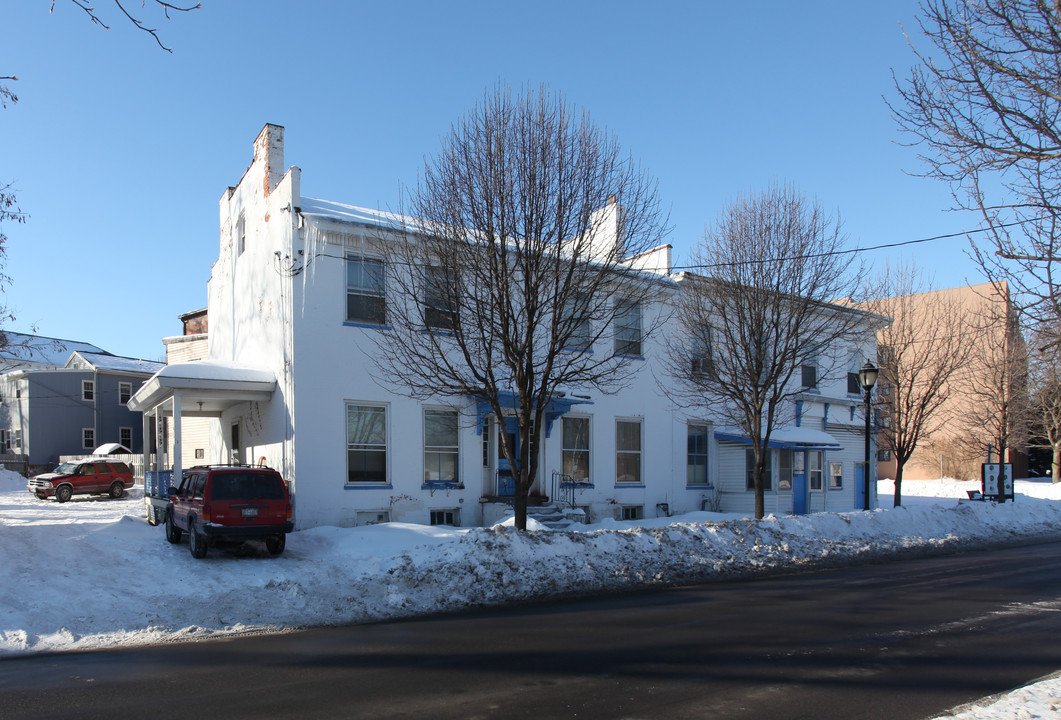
[792,466,808,515]
[497,417,518,496]
[855,463,866,509]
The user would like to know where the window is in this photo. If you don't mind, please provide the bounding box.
[83,428,95,449]
[119,427,132,449]
[423,408,459,484]
[82,380,95,401]
[236,211,246,256]
[118,382,132,405]
[425,266,458,330]
[347,404,387,483]
[687,424,709,486]
[877,449,892,462]
[14,429,20,449]
[482,420,491,467]
[0,430,9,452]
[560,294,593,351]
[829,462,843,489]
[614,300,642,357]
[746,448,772,491]
[346,255,386,325]
[562,416,590,482]
[809,451,823,490]
[356,510,390,525]
[430,509,460,526]
[801,358,818,389]
[848,353,863,395]
[195,448,205,460]
[778,449,793,490]
[615,420,642,484]
[621,505,644,521]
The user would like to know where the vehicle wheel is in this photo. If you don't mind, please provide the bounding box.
[165,511,182,544]
[265,534,285,555]
[108,482,125,499]
[55,485,72,503]
[188,520,208,559]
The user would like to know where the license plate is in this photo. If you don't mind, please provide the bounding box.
[242,507,258,518]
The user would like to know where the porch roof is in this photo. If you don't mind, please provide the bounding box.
[714,426,843,451]
[472,391,593,438]
[127,360,276,416]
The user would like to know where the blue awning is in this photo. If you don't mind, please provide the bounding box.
[714,426,843,451]
[472,391,592,438]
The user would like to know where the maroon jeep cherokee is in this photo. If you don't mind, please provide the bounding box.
[27,460,134,502]
[165,465,293,558]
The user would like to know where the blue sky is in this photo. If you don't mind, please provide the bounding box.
[0,1,984,361]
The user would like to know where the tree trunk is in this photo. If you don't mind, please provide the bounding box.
[513,474,529,530]
[893,461,904,507]
[1053,443,1060,483]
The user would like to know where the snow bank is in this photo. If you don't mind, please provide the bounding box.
[2,468,1061,659]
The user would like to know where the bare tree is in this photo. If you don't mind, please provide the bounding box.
[58,0,200,52]
[860,264,976,506]
[372,84,669,530]
[667,184,867,519]
[892,0,1061,346]
[952,286,1030,477]
[1026,321,1061,480]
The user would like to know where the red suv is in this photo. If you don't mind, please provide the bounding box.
[164,465,293,558]
[28,460,135,502]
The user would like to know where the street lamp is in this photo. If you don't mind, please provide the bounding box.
[858,360,879,511]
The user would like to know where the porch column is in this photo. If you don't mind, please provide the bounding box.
[172,394,183,482]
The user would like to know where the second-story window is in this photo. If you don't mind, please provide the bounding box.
[560,294,593,351]
[346,255,386,325]
[801,357,818,390]
[119,382,132,405]
[614,300,642,357]
[82,380,95,402]
[425,266,458,330]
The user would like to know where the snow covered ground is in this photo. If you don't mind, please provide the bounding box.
[2,469,1061,718]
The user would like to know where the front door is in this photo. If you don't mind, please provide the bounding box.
[855,463,866,510]
[496,416,537,497]
[792,451,808,515]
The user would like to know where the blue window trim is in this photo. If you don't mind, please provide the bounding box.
[344,483,393,490]
[422,480,464,490]
[614,483,646,489]
[343,321,391,331]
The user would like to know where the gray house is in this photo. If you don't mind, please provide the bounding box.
[0,349,163,473]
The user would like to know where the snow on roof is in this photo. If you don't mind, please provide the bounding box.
[299,197,416,232]
[68,352,165,375]
[92,443,132,455]
[155,360,275,383]
[0,332,108,367]
[715,426,843,449]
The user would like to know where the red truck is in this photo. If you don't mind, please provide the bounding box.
[27,459,135,502]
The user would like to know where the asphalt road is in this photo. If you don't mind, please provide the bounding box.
[4,540,1061,719]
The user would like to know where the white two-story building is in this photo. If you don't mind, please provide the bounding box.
[131,124,881,529]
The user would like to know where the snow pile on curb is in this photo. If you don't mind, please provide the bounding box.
[2,468,1060,658]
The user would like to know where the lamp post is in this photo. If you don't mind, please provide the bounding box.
[858,360,879,511]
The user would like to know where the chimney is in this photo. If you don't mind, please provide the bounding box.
[253,124,285,197]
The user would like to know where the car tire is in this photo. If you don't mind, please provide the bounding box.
[265,534,286,556]
[165,510,182,544]
[55,485,72,503]
[188,520,208,559]
[108,482,125,499]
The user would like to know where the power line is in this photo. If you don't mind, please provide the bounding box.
[671,218,1038,273]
